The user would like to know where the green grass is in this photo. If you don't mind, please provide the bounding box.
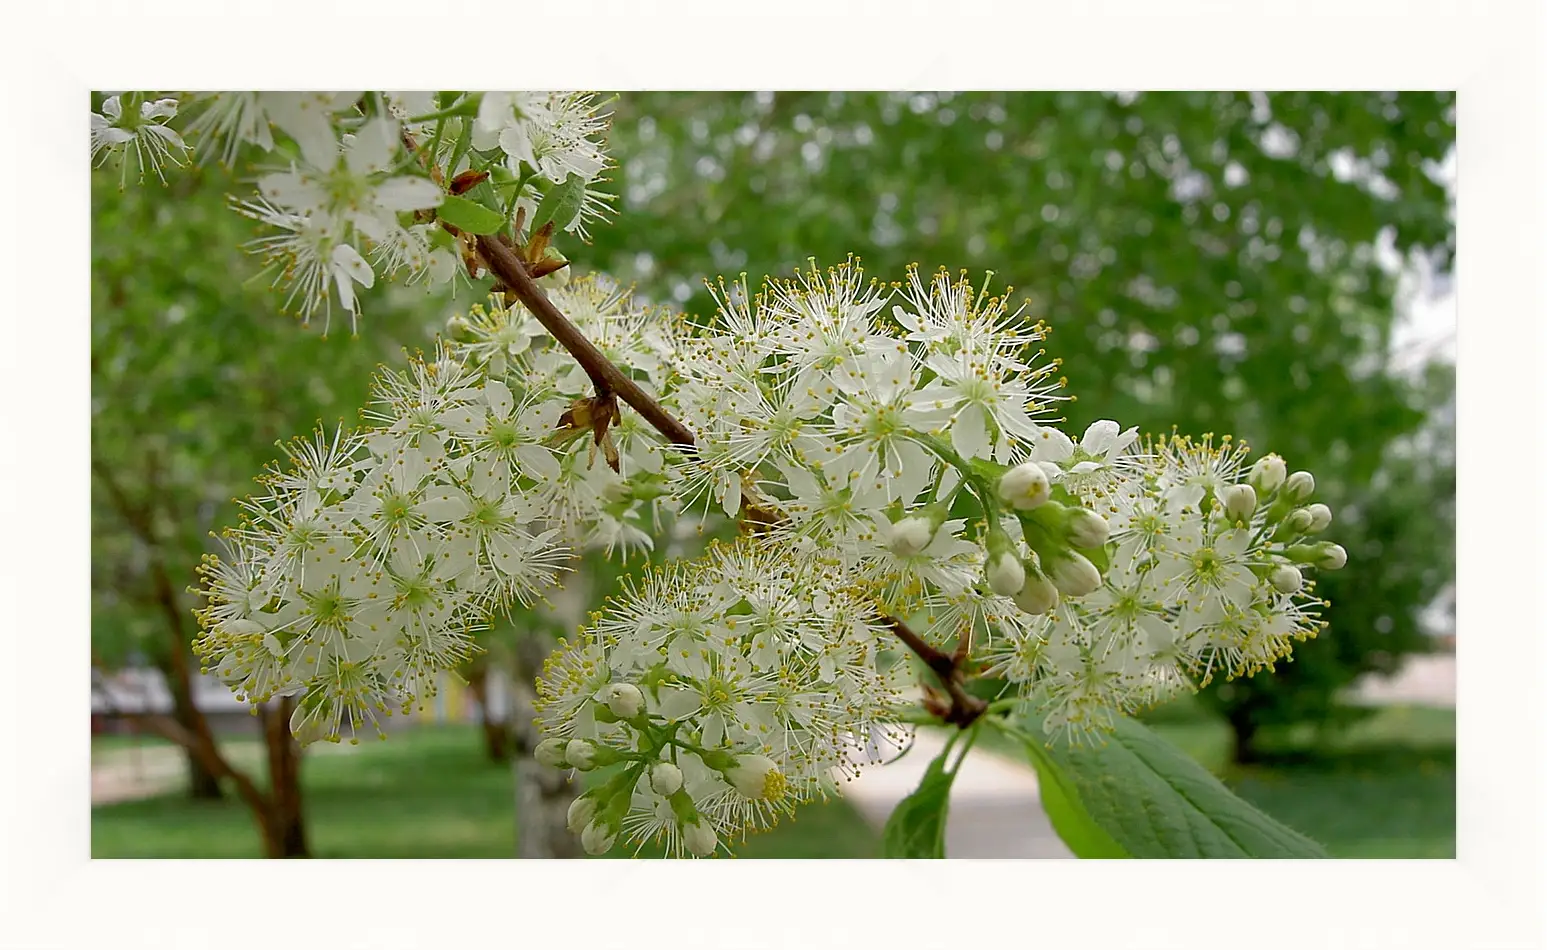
[981,699,1455,858]
[91,725,880,859]
[1141,700,1455,858]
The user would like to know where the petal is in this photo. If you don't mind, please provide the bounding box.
[483,379,514,419]
[1033,426,1074,462]
[1081,420,1121,454]
[346,117,399,176]
[656,686,701,721]
[140,98,179,120]
[951,403,990,460]
[331,243,375,288]
[498,124,536,167]
[374,176,443,211]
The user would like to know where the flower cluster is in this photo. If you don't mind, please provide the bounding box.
[532,537,908,857]
[658,259,1347,745]
[975,433,1344,739]
[447,276,682,556]
[191,347,566,744]
[92,91,616,335]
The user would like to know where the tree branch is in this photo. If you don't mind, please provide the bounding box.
[473,234,697,448]
[883,616,987,729]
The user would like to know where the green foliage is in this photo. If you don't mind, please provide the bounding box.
[531,173,587,233]
[1012,716,1327,858]
[90,162,442,668]
[438,193,507,235]
[587,91,1455,746]
[882,742,959,858]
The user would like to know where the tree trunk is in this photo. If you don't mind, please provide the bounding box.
[259,697,309,858]
[510,635,581,858]
[465,662,512,764]
[1227,706,1262,766]
[165,664,225,800]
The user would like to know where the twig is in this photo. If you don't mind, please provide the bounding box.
[883,616,987,729]
[473,234,696,448]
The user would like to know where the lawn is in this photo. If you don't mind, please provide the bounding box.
[91,725,882,859]
[1139,699,1456,858]
[979,698,1455,859]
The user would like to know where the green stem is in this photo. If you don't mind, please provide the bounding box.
[405,94,483,125]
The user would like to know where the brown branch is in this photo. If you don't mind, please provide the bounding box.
[883,616,987,729]
[474,234,697,448]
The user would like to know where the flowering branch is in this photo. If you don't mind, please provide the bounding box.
[884,616,987,729]
[474,233,696,448]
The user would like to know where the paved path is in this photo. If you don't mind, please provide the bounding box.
[1350,653,1455,707]
[844,729,1074,859]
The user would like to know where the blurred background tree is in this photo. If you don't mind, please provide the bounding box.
[583,91,1456,763]
[90,157,442,854]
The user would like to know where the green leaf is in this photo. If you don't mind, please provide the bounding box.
[530,174,586,233]
[882,744,958,858]
[1025,714,1328,858]
[437,194,506,235]
[1019,740,1129,858]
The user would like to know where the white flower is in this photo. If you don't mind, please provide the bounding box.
[91,94,190,185]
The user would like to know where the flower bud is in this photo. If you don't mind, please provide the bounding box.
[580,819,617,855]
[1269,564,1304,594]
[565,738,600,771]
[566,795,599,834]
[1284,471,1315,501]
[1221,484,1258,522]
[1305,503,1333,533]
[888,515,936,556]
[1316,543,1347,570]
[998,462,1051,511]
[1048,553,1102,598]
[1065,508,1110,549]
[601,682,645,719]
[1012,571,1060,614]
[985,551,1027,596]
[721,755,787,801]
[1250,454,1287,494]
[1285,508,1315,533]
[534,737,570,768]
[681,818,718,857]
[650,761,684,797]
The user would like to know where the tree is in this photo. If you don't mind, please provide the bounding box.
[90,154,439,853]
